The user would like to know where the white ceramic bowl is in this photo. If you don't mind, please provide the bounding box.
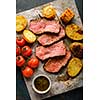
[32,74,51,94]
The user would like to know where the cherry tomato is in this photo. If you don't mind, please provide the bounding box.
[16,37,26,47]
[22,66,34,78]
[28,56,39,68]
[21,46,32,57]
[16,56,25,67]
[16,46,21,56]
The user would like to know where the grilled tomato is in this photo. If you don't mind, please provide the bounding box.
[22,66,34,78]
[21,46,32,57]
[28,56,39,68]
[16,37,26,47]
[16,56,25,67]
[16,46,21,56]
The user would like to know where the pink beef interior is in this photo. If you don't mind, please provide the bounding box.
[29,19,60,34]
[36,41,66,60]
[29,19,45,34]
[44,51,71,73]
[37,26,65,46]
[44,21,60,33]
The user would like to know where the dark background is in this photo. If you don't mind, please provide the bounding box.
[16,0,83,100]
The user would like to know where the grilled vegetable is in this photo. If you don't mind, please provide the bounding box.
[67,57,82,77]
[65,24,83,40]
[28,56,39,69]
[42,5,56,19]
[23,30,36,43]
[16,46,21,56]
[16,37,26,47]
[21,46,32,57]
[22,66,34,78]
[16,56,25,67]
[60,8,75,24]
[70,42,83,58]
[16,15,27,32]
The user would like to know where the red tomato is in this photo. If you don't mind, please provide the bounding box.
[22,66,34,78]
[21,46,32,57]
[16,46,21,56]
[28,57,39,68]
[16,37,26,47]
[16,56,25,67]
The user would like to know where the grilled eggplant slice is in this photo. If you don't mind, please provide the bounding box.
[70,42,83,58]
[65,23,83,40]
[67,57,82,77]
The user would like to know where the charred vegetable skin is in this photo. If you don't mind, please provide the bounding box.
[60,8,75,24]
[65,24,83,40]
[70,42,83,58]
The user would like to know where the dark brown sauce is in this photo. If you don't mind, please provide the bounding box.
[34,76,49,91]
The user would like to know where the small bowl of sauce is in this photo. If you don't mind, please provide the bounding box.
[32,74,51,94]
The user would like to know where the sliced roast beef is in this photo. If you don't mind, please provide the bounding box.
[36,41,66,60]
[37,26,65,46]
[44,51,71,73]
[29,19,60,34]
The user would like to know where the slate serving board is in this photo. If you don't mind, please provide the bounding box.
[16,0,83,100]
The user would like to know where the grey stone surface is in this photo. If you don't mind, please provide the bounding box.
[16,0,83,100]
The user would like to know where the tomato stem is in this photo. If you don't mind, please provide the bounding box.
[17,56,20,60]
[23,47,26,51]
[17,36,22,41]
